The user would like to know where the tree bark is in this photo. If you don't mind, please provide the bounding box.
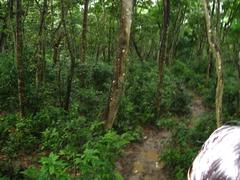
[203,0,224,128]
[0,16,7,53]
[61,0,76,111]
[102,0,133,129]
[107,17,113,62]
[36,0,48,89]
[16,0,26,117]
[52,27,63,107]
[130,0,144,61]
[237,51,240,114]
[167,6,186,63]
[80,0,89,63]
[206,46,213,86]
[156,0,170,117]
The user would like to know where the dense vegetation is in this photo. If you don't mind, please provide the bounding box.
[0,0,239,179]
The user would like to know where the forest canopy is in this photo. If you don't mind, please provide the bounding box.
[0,0,239,179]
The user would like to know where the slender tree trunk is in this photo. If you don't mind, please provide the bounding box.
[107,17,113,62]
[16,0,25,117]
[130,0,144,61]
[132,37,144,61]
[203,0,224,128]
[168,6,186,63]
[36,0,48,89]
[220,1,240,41]
[61,0,76,111]
[216,0,220,36]
[53,28,63,64]
[57,58,63,107]
[206,46,213,86]
[102,0,133,129]
[156,0,170,117]
[237,51,240,114]
[96,44,100,62]
[52,29,63,106]
[0,17,7,53]
[80,0,89,63]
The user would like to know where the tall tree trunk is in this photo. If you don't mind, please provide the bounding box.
[216,0,220,36]
[16,0,25,117]
[131,37,144,61]
[156,0,170,117]
[203,0,224,128]
[96,44,100,62]
[52,29,63,107]
[61,0,76,111]
[206,46,213,86]
[102,0,133,129]
[168,6,186,63]
[80,0,89,63]
[0,17,7,53]
[237,51,240,114]
[130,0,144,61]
[107,17,113,62]
[36,0,48,89]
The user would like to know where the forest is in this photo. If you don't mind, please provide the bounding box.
[0,0,239,179]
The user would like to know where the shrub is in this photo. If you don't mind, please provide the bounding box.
[23,152,71,180]
[0,53,18,112]
[76,131,133,179]
[161,114,216,180]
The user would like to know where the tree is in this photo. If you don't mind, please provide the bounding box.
[203,0,224,127]
[36,0,48,89]
[102,0,133,129]
[16,0,25,117]
[61,0,76,111]
[80,0,89,63]
[156,0,170,117]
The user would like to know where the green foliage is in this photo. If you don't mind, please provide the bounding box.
[223,66,240,117]
[162,68,191,116]
[73,62,112,118]
[161,114,216,180]
[76,131,133,179]
[171,59,206,92]
[23,152,71,180]
[156,117,177,130]
[117,60,191,130]
[0,53,17,112]
[0,0,239,178]
[117,60,157,129]
[0,114,38,156]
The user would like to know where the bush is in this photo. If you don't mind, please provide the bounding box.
[23,152,71,180]
[76,131,133,179]
[161,114,216,180]
[117,60,191,130]
[0,53,18,112]
[117,60,157,129]
[0,114,38,156]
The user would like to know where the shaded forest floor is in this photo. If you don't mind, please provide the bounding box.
[116,92,207,180]
[116,126,171,180]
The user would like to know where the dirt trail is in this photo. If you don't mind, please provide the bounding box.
[116,93,206,180]
[189,94,206,118]
[189,92,207,127]
[116,126,171,180]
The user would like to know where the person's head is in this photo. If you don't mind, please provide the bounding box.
[188,125,240,180]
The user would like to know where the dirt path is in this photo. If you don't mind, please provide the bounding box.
[116,126,171,180]
[189,94,206,118]
[116,93,206,180]
[189,92,207,127]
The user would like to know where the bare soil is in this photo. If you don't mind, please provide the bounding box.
[190,95,206,118]
[116,92,207,180]
[116,126,171,180]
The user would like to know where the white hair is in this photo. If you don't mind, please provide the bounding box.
[188,125,240,180]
